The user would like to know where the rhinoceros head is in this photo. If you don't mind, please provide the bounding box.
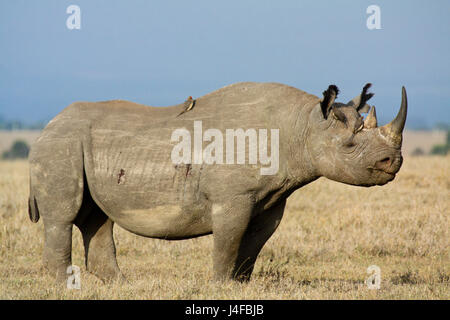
[307,83,407,186]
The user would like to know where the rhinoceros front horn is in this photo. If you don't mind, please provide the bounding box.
[381,87,408,147]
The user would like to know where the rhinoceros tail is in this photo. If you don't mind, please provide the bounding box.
[28,196,40,223]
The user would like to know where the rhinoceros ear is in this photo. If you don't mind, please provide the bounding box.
[357,103,371,114]
[321,85,339,119]
[347,83,374,113]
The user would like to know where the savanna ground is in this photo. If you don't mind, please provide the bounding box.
[0,157,448,299]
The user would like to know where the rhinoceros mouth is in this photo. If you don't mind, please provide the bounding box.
[368,167,396,185]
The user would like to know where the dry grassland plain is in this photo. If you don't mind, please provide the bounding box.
[0,156,448,299]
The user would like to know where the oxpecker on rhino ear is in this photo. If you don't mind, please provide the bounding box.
[331,106,347,124]
[320,84,339,119]
[348,83,374,113]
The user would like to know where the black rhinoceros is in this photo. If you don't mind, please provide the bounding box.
[28,82,407,282]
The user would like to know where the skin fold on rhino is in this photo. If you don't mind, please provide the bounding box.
[28,82,407,282]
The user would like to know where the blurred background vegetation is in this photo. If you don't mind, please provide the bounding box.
[0,115,46,130]
[429,131,450,155]
[2,140,30,159]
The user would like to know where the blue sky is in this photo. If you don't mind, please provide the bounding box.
[0,0,449,128]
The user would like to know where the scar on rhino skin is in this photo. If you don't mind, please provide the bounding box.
[117,169,125,184]
[185,164,192,178]
[174,164,192,178]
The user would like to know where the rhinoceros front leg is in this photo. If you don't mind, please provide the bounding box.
[212,197,253,281]
[233,199,286,281]
[212,197,285,281]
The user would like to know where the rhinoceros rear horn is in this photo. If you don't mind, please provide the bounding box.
[320,84,339,119]
[381,87,408,147]
[364,105,378,129]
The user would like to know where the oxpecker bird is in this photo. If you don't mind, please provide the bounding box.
[177,96,195,117]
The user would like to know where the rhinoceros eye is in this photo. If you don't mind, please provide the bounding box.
[344,136,356,148]
[345,141,356,148]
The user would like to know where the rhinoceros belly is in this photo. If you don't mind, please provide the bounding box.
[84,128,212,239]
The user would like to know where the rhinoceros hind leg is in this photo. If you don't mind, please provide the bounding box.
[75,205,124,283]
[42,220,73,282]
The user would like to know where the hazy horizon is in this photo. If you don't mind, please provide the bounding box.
[1,0,449,129]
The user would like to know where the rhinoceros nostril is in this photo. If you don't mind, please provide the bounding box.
[375,157,392,171]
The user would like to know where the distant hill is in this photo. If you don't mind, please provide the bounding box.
[0,115,46,130]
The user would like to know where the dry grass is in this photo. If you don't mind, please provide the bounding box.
[0,157,448,299]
